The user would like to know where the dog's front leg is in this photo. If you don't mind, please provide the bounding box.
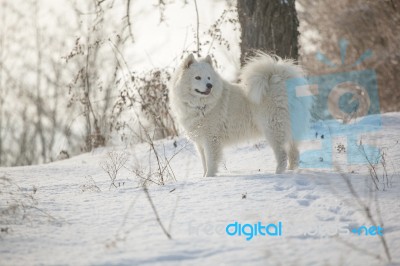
[203,140,221,177]
[195,143,207,176]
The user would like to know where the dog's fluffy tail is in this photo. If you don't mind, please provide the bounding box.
[240,52,304,105]
[240,52,311,142]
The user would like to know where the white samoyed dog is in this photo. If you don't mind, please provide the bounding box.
[169,53,304,176]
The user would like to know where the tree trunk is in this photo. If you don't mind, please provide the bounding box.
[237,0,299,65]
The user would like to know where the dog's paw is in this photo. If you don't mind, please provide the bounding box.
[275,165,286,174]
[204,170,216,177]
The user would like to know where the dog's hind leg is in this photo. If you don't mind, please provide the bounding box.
[271,142,288,174]
[263,110,289,174]
[263,129,288,174]
[288,141,299,170]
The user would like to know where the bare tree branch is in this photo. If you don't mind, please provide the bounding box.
[194,0,200,57]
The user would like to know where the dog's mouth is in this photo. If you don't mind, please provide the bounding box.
[195,88,212,95]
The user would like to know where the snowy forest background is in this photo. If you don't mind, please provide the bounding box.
[0,0,399,167]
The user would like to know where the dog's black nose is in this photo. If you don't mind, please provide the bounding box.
[206,83,213,89]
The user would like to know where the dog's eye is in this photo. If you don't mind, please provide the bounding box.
[195,76,201,80]
[208,77,210,80]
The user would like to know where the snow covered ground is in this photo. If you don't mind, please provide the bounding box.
[1,113,400,266]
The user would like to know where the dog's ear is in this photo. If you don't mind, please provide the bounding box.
[205,55,213,66]
[183,54,195,69]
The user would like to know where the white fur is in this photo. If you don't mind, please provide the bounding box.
[169,52,304,176]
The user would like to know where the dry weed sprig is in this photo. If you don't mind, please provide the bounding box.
[101,151,128,190]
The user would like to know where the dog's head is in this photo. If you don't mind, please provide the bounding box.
[176,54,223,98]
